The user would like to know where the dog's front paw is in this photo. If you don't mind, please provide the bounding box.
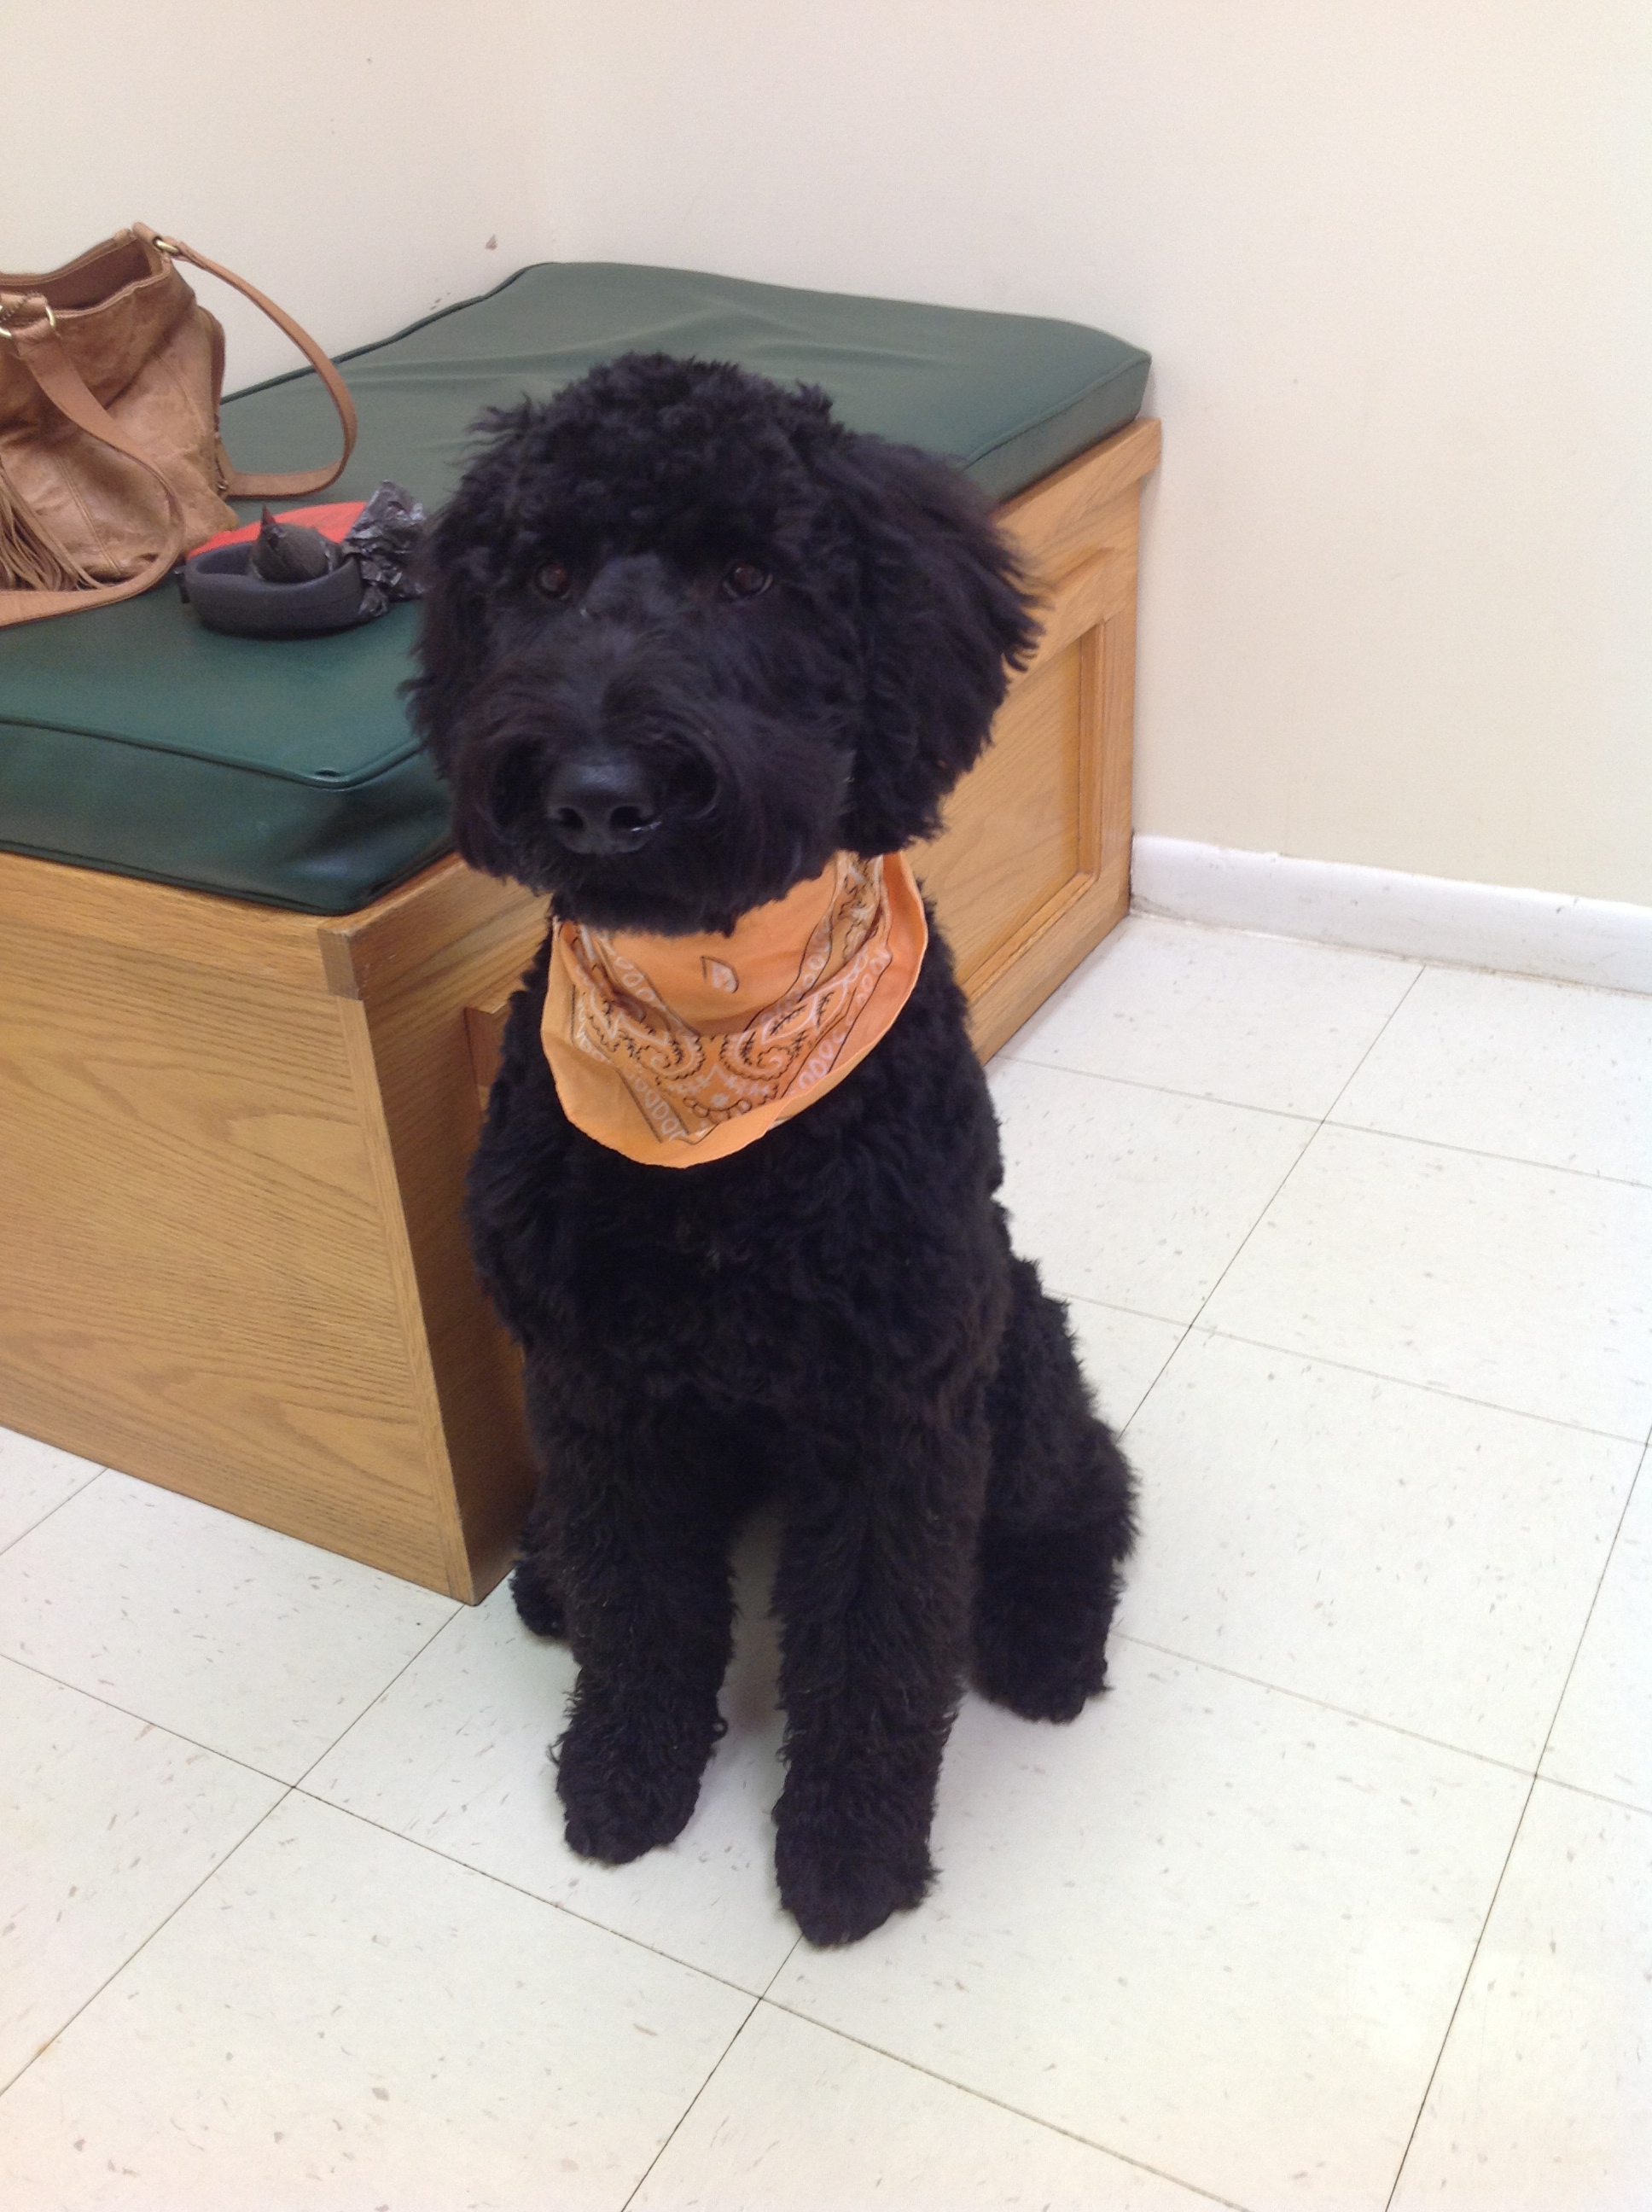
[555,1696,715,1865]
[972,1526,1116,1723]
[773,1778,934,1947]
[775,1824,933,1947]
[510,1553,567,1639]
[973,1636,1102,1724]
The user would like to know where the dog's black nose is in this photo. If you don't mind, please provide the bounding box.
[544,759,661,855]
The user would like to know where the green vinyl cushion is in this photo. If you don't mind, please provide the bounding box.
[0,261,1149,915]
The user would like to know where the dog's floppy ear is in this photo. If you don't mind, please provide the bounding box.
[404,404,532,779]
[811,430,1041,853]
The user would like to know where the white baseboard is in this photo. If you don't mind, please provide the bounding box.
[1131,836,1652,996]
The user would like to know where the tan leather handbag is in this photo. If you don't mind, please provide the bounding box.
[0,224,357,627]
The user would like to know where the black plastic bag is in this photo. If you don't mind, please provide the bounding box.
[340,480,427,620]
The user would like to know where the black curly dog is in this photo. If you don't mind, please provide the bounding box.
[410,354,1137,1946]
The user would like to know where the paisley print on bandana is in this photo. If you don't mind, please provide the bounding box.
[540,852,928,1167]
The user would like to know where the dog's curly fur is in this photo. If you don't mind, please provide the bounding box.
[410,353,1136,1947]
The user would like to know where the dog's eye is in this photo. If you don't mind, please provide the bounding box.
[535,562,573,601]
[721,561,771,601]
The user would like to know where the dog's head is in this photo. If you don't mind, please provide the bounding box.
[407,352,1038,934]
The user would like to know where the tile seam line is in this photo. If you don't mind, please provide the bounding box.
[0,1648,294,1788]
[619,1860,807,2203]
[760,1930,805,1998]
[1532,1772,1652,1821]
[0,1458,113,1559]
[1171,966,1649,1443]
[1169,968,1430,1351]
[1117,1315,1199,1435]
[1111,1632,1543,1782]
[1320,1115,1652,1192]
[285,1599,480,1793]
[0,1477,465,1779]
[1183,1324,1651,1447]
[288,1785,772,2004]
[0,1594,472,1796]
[998,1052,1323,1126]
[1530,1440,1650,1802]
[1060,1288,1190,1330]
[619,1998,765,2212]
[0,1782,297,2102]
[1001,1051,1651,1190]
[1107,967,1480,1756]
[753,1997,1251,2212]
[1029,1303,1646,1444]
[1382,1339,1649,2204]
[1382,1771,1539,2212]
[1057,1271,1198,1434]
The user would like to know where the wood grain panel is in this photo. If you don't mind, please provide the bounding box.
[334,899,547,1600]
[1097,600,1137,885]
[0,847,327,992]
[0,915,453,1586]
[320,852,541,1001]
[465,998,510,1104]
[963,849,1130,1062]
[916,639,1083,981]
[998,416,1160,583]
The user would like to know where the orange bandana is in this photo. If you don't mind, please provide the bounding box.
[540,850,927,1166]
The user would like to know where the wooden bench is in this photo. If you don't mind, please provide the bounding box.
[0,416,1158,1599]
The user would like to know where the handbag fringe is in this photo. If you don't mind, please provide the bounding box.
[0,457,103,593]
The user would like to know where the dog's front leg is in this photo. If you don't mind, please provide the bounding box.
[771,1397,989,1946]
[551,1417,737,1866]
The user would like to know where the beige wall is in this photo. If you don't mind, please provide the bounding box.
[10,4,1649,903]
[5,2,554,388]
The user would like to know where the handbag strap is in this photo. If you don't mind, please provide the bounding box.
[135,225,358,497]
[0,317,190,628]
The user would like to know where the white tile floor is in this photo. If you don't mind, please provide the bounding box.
[2,911,1649,2211]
